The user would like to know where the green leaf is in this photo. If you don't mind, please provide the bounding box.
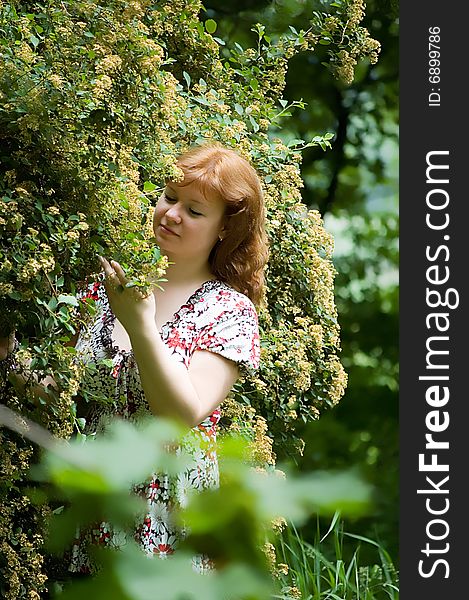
[48,297,58,311]
[143,181,157,192]
[182,71,191,88]
[205,19,217,34]
[57,294,79,307]
[41,419,189,493]
[249,117,259,132]
[287,138,305,147]
[249,78,258,91]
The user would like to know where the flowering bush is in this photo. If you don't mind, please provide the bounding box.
[0,0,378,596]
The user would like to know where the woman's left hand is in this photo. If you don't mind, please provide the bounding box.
[99,256,156,337]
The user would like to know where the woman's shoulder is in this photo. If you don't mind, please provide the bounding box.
[200,280,257,316]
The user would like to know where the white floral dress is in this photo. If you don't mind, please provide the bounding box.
[68,279,260,573]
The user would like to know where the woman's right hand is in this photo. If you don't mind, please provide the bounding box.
[0,332,15,361]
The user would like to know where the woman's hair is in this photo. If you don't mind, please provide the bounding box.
[174,142,268,307]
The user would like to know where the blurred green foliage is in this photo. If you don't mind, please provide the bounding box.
[30,416,371,599]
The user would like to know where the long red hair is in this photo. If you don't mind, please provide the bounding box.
[173,142,268,307]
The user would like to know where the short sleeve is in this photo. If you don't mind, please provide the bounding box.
[196,300,260,375]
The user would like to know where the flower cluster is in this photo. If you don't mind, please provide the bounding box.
[284,586,302,599]
[250,416,275,466]
[347,0,366,25]
[311,0,381,85]
[18,244,55,283]
[0,434,50,599]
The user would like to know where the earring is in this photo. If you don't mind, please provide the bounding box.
[218,235,223,241]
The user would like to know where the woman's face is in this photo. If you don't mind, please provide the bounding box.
[153,181,226,263]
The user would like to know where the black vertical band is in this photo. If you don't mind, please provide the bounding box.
[400,3,467,596]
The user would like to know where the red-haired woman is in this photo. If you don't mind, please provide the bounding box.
[67,142,269,572]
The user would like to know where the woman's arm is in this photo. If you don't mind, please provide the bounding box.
[131,324,238,426]
[100,257,239,427]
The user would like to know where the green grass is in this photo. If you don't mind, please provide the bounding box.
[272,514,399,599]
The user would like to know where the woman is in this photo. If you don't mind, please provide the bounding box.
[66,142,269,572]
